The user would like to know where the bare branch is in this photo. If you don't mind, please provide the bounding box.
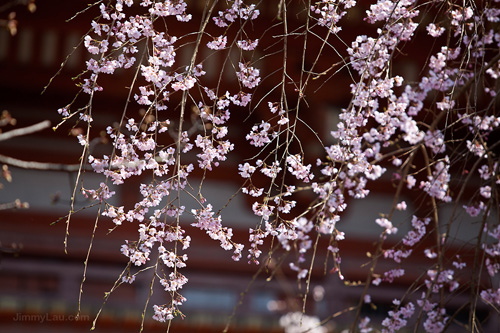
[0,154,87,172]
[0,120,51,142]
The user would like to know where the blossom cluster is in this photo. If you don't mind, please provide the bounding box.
[279,311,327,333]
[57,0,500,331]
[59,0,263,323]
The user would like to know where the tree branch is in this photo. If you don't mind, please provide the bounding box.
[0,120,51,142]
[0,154,88,171]
[0,199,29,210]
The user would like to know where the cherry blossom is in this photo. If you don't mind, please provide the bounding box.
[236,62,261,88]
[55,0,500,330]
[207,35,227,50]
